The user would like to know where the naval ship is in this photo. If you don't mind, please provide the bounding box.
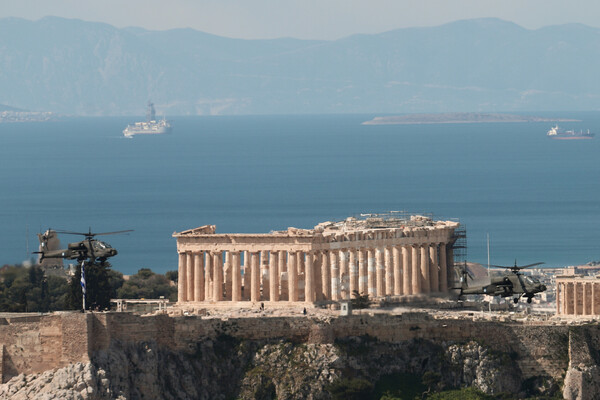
[547,125,594,140]
[123,102,172,137]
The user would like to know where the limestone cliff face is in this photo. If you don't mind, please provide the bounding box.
[563,327,600,400]
[0,336,542,400]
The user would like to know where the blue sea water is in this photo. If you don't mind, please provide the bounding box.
[1,113,599,275]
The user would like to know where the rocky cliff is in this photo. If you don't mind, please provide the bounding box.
[0,334,560,399]
[0,312,597,399]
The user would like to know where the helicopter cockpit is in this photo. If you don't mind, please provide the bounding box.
[92,241,113,250]
[523,276,541,285]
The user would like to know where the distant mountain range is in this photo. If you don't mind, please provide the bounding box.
[1,16,600,116]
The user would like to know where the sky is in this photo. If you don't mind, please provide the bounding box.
[0,0,598,40]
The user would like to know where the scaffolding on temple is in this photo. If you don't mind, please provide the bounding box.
[451,224,467,285]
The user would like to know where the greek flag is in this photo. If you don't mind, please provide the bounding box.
[80,261,86,295]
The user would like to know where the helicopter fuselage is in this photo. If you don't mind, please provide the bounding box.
[38,240,117,262]
[462,274,547,298]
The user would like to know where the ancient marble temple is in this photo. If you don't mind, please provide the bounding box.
[173,213,460,304]
[556,275,600,316]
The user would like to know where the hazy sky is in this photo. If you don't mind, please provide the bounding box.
[1,0,598,39]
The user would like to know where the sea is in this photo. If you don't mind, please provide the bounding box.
[1,113,599,275]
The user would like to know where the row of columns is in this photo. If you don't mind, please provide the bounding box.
[557,280,600,316]
[178,243,453,303]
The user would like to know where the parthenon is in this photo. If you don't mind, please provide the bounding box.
[173,213,460,304]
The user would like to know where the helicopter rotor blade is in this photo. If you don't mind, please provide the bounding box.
[53,229,133,238]
[519,262,545,269]
[488,262,545,270]
[91,230,134,236]
[54,230,92,236]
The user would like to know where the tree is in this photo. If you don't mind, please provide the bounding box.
[66,261,121,310]
[47,275,69,311]
[0,264,67,312]
[327,378,374,400]
[165,269,178,283]
[117,268,177,301]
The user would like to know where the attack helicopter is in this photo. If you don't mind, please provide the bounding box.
[36,229,132,264]
[456,261,547,304]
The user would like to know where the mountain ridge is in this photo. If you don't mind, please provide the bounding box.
[0,16,599,115]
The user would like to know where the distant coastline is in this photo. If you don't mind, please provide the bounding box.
[362,112,580,125]
[0,111,55,123]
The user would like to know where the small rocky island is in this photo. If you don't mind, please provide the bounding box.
[0,104,55,123]
[362,112,578,125]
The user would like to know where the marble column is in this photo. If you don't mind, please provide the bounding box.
[411,246,421,294]
[439,243,448,292]
[288,251,298,302]
[225,252,232,301]
[367,248,376,297]
[178,252,187,303]
[559,283,564,315]
[349,249,358,296]
[420,245,430,293]
[213,252,223,301]
[593,283,597,315]
[269,251,279,301]
[251,252,260,302]
[231,252,241,302]
[194,252,204,302]
[563,282,568,315]
[384,247,393,296]
[429,244,439,293]
[393,246,402,295]
[279,251,288,300]
[262,250,270,301]
[330,250,339,301]
[205,252,213,300]
[564,282,568,315]
[340,250,349,300]
[305,251,315,303]
[556,282,560,315]
[359,249,368,295]
[322,251,331,300]
[567,282,572,315]
[242,251,250,301]
[298,252,305,301]
[186,252,195,301]
[314,252,323,301]
[403,246,412,295]
[583,283,588,315]
[572,282,577,315]
[376,248,385,297]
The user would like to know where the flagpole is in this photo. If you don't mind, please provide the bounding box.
[81,260,86,312]
[487,233,490,277]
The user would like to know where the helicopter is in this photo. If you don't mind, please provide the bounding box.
[456,261,547,304]
[35,228,132,264]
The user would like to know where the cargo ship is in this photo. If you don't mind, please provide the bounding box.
[123,102,172,138]
[547,125,594,140]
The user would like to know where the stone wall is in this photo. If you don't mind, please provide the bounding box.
[0,314,90,382]
[0,311,576,385]
[94,312,570,382]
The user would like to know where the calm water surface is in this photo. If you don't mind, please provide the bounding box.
[1,113,599,274]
